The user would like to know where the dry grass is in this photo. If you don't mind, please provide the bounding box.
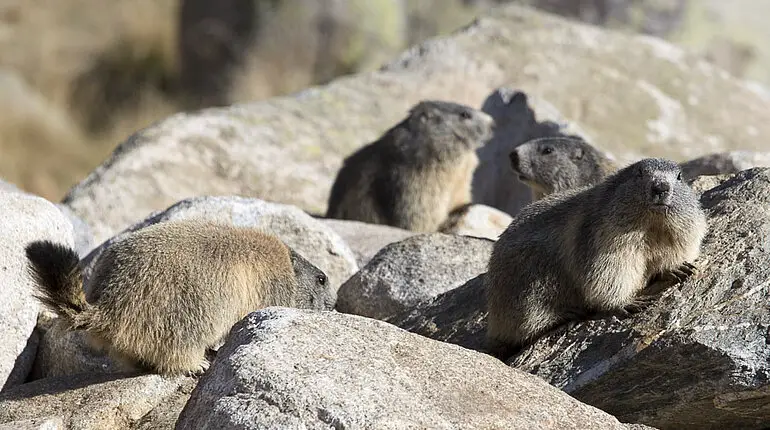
[0,0,180,201]
[0,0,483,202]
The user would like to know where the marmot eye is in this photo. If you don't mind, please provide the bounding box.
[677,172,682,180]
[541,146,553,155]
[460,111,472,120]
[316,274,327,286]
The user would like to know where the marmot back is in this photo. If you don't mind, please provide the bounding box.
[326,100,494,232]
[485,158,707,360]
[509,136,618,200]
[25,219,334,376]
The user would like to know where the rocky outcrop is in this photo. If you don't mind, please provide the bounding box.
[0,373,195,430]
[336,234,493,320]
[388,274,489,352]
[28,314,115,381]
[0,191,74,392]
[320,218,416,267]
[62,4,770,243]
[681,150,770,180]
[176,307,640,429]
[79,196,357,295]
[391,168,770,429]
[437,203,514,240]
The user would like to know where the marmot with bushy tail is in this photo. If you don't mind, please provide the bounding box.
[485,158,708,360]
[26,219,334,376]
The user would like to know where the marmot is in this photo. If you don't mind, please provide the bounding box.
[25,219,334,376]
[485,158,708,360]
[325,100,495,232]
[509,136,618,200]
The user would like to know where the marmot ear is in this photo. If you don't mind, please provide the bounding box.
[573,146,584,160]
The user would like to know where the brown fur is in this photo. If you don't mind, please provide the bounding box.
[25,219,334,376]
[325,100,494,232]
[485,158,708,360]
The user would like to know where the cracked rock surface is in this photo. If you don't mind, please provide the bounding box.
[176,307,642,429]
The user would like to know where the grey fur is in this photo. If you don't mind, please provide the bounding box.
[25,219,334,376]
[326,100,494,232]
[485,158,708,360]
[509,136,618,200]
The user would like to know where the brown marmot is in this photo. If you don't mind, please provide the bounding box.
[485,158,708,360]
[325,100,495,232]
[25,219,334,376]
[509,136,618,200]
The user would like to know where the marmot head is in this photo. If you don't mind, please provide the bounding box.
[289,249,336,310]
[407,100,494,152]
[607,158,705,225]
[509,136,605,196]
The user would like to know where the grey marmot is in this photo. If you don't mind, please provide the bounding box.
[325,100,494,232]
[25,219,334,376]
[485,158,708,360]
[509,136,618,200]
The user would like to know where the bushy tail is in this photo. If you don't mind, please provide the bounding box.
[25,240,92,330]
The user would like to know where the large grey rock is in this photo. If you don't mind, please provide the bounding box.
[319,218,416,268]
[0,182,94,257]
[336,234,493,320]
[63,4,770,244]
[175,307,639,429]
[0,417,64,430]
[0,192,74,392]
[388,274,489,353]
[395,168,770,429]
[0,373,195,430]
[437,203,513,240]
[680,151,770,181]
[80,196,357,295]
[54,204,94,257]
[28,313,115,381]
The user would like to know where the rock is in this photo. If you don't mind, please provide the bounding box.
[0,183,94,257]
[0,417,64,430]
[28,313,115,381]
[388,274,488,352]
[336,233,493,320]
[438,203,513,240]
[473,87,597,216]
[62,4,770,244]
[680,151,770,181]
[133,382,197,430]
[505,168,770,429]
[320,218,416,267]
[0,373,195,429]
[0,179,21,193]
[79,196,357,295]
[175,307,638,429]
[689,173,733,195]
[54,204,94,257]
[0,192,74,392]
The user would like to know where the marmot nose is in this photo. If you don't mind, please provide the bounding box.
[651,181,671,199]
[509,150,519,169]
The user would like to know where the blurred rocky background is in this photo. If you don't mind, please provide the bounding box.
[1,0,769,201]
